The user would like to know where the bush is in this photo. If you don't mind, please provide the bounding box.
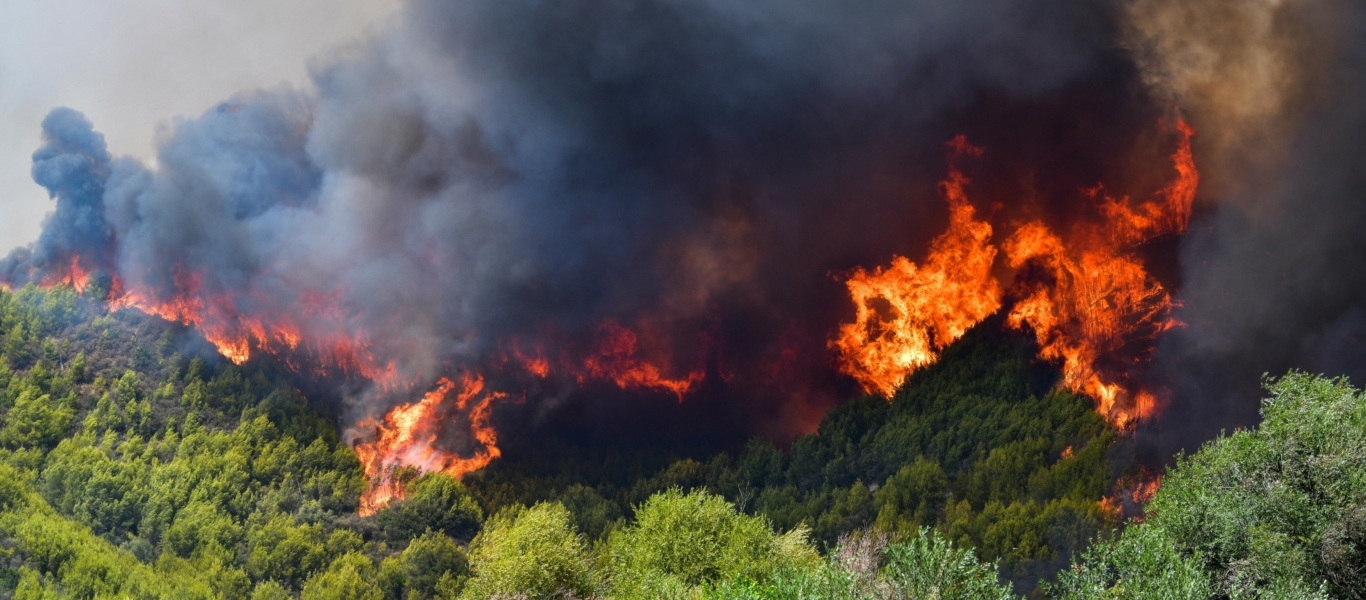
[1050,373,1365,598]
[709,529,1013,600]
[462,502,596,600]
[301,552,384,600]
[400,530,469,598]
[376,473,484,542]
[606,488,818,599]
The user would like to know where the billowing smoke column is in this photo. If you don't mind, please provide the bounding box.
[5,0,1363,509]
[2,108,115,291]
[1123,0,1366,456]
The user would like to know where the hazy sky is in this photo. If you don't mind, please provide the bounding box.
[0,0,399,250]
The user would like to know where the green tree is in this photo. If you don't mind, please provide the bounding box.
[461,502,595,600]
[399,530,469,598]
[606,489,818,598]
[0,387,73,448]
[376,473,483,542]
[302,552,384,600]
[880,528,1015,600]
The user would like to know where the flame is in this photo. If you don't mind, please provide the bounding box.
[106,266,402,388]
[1101,468,1164,522]
[38,255,92,294]
[354,374,505,516]
[832,119,1198,427]
[1003,120,1196,427]
[830,137,1002,397]
[577,320,704,400]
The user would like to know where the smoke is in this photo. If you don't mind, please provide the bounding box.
[2,108,114,283]
[1133,0,1366,452]
[19,0,1361,457]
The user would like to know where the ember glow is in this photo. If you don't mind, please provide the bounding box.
[833,120,1198,427]
[106,267,401,389]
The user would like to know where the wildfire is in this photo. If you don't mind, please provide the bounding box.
[106,267,401,388]
[833,119,1198,427]
[38,255,92,294]
[1101,469,1164,522]
[830,137,1002,397]
[576,320,705,400]
[1003,119,1196,426]
[354,374,505,516]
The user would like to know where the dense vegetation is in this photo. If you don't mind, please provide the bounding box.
[0,284,1359,598]
[465,319,1119,591]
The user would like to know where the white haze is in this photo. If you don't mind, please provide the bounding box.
[0,0,398,249]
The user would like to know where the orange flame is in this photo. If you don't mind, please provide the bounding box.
[832,120,1198,427]
[577,320,704,400]
[106,266,402,388]
[830,137,1002,397]
[1101,468,1164,522]
[38,255,92,294]
[354,373,505,516]
[1004,120,1196,427]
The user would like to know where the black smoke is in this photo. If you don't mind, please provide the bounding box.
[6,0,1318,452]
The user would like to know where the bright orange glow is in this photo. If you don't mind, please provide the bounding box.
[38,255,92,294]
[577,320,704,400]
[104,266,403,389]
[1003,120,1196,427]
[354,374,505,516]
[830,137,1002,397]
[832,119,1198,427]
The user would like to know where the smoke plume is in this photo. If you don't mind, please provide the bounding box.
[6,0,1364,468]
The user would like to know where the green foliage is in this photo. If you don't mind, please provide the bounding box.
[0,463,216,599]
[708,529,1013,600]
[376,472,483,542]
[879,528,1016,599]
[0,286,374,597]
[301,552,385,600]
[0,387,73,448]
[398,530,469,598]
[1045,525,1213,599]
[606,488,819,599]
[1051,373,1366,598]
[462,502,596,600]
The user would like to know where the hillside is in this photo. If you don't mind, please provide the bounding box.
[0,284,1356,599]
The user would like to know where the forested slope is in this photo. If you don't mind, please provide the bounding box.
[0,284,1356,599]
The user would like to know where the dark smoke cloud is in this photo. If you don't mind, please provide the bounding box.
[1138,0,1366,454]
[6,0,1191,438]
[2,108,113,282]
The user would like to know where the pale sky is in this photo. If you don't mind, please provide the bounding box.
[0,0,400,250]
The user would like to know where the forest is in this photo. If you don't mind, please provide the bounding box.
[0,284,1359,599]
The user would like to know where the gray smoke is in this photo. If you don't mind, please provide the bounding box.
[1138,0,1366,452]
[32,0,1354,447]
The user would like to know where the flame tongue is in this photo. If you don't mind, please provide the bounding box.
[576,320,705,400]
[354,374,504,516]
[38,255,93,294]
[832,119,1198,427]
[830,137,1003,397]
[1005,119,1197,427]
